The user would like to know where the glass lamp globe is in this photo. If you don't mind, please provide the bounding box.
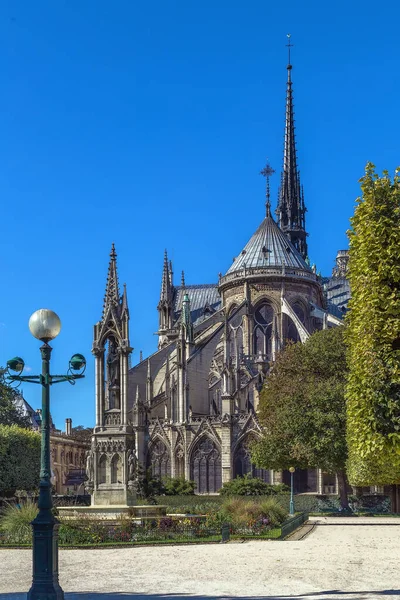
[29,309,62,342]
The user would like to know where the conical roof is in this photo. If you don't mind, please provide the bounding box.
[225,211,311,275]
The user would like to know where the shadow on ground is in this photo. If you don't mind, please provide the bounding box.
[1,591,400,600]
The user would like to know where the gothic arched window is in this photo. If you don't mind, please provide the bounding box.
[98,454,107,484]
[233,438,270,482]
[111,454,121,484]
[253,302,274,357]
[190,437,222,494]
[147,439,171,480]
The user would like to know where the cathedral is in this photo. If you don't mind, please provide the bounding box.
[87,56,350,505]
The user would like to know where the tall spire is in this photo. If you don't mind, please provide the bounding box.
[276,34,308,260]
[102,243,120,320]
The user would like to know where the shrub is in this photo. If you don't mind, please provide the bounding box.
[220,496,287,529]
[259,497,288,526]
[0,425,40,496]
[163,476,196,496]
[0,501,38,543]
[219,475,289,496]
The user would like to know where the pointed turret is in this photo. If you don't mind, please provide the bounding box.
[159,250,172,304]
[276,36,308,260]
[181,293,194,344]
[121,283,129,317]
[102,243,120,320]
[157,250,175,348]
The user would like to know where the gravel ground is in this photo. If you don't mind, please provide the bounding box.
[0,517,400,600]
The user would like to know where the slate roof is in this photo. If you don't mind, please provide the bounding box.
[173,284,221,328]
[226,213,311,275]
[13,393,42,429]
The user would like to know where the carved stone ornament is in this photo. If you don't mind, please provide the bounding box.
[176,447,184,459]
[222,413,231,425]
[104,412,121,426]
[96,439,125,454]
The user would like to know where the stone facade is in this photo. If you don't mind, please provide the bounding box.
[88,59,352,503]
[50,424,89,494]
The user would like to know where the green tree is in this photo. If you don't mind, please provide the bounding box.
[0,424,40,496]
[71,425,93,442]
[0,378,30,429]
[251,327,349,508]
[346,163,400,486]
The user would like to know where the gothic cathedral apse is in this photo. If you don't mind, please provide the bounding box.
[88,56,349,504]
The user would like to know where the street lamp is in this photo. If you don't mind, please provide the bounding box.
[4,309,86,600]
[289,466,295,516]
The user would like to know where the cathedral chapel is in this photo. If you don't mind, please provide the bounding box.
[87,55,349,505]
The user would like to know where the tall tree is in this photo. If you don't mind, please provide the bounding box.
[251,327,349,508]
[346,163,400,486]
[0,377,31,429]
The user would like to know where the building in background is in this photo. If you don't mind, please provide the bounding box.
[15,394,89,494]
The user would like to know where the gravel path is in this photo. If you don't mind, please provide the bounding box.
[0,517,399,600]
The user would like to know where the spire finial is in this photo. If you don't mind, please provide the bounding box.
[276,39,308,259]
[181,270,185,288]
[260,161,275,217]
[286,33,293,70]
[102,243,120,320]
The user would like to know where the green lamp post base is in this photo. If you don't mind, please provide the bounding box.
[27,517,64,600]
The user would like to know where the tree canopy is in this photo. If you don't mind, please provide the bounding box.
[0,377,31,429]
[71,425,93,442]
[251,327,349,505]
[346,163,400,486]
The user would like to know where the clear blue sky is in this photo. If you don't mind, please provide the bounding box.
[0,1,399,429]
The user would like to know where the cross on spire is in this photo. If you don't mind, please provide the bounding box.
[260,161,275,217]
[286,33,293,67]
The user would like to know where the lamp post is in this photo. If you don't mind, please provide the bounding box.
[289,466,295,516]
[4,309,86,600]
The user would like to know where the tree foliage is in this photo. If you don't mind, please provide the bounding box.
[251,327,348,504]
[0,379,31,429]
[345,163,400,485]
[0,425,40,496]
[71,425,93,442]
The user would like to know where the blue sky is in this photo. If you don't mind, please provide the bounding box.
[0,1,399,428]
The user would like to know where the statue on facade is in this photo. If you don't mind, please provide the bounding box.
[107,338,121,409]
[127,448,138,482]
[85,450,94,484]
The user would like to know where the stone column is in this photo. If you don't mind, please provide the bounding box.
[220,420,232,484]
